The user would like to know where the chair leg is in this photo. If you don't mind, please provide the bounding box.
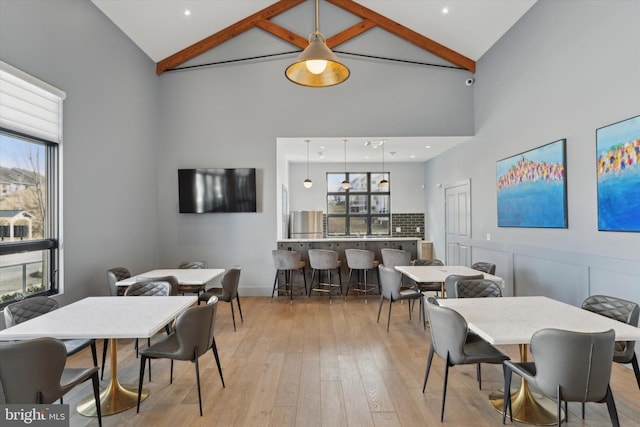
[423,344,435,393]
[630,353,640,391]
[581,402,585,419]
[502,364,513,424]
[477,363,482,389]
[211,336,225,387]
[101,338,108,380]
[441,355,450,422]
[236,295,244,323]
[230,300,237,332]
[556,385,562,427]
[604,385,620,427]
[137,355,147,413]
[91,371,102,427]
[170,359,174,383]
[387,299,393,332]
[377,295,384,323]
[195,349,203,416]
[90,340,98,368]
[301,267,308,295]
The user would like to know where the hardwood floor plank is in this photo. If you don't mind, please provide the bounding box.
[57,297,640,426]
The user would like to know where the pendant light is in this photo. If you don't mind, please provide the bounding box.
[285,0,350,87]
[303,139,313,188]
[379,139,389,190]
[341,139,350,190]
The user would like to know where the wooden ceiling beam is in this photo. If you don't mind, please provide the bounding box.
[254,19,308,49]
[156,0,305,75]
[327,0,476,73]
[326,19,377,49]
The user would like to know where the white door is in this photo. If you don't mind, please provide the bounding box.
[445,179,471,266]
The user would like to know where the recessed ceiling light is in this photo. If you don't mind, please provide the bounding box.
[364,155,370,159]
[319,145,325,149]
[184,9,191,16]
[425,145,432,149]
[410,155,416,158]
[442,7,449,15]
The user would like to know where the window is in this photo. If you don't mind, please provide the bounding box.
[326,172,390,236]
[0,61,63,306]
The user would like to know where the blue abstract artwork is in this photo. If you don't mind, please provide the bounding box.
[596,115,640,232]
[497,139,567,228]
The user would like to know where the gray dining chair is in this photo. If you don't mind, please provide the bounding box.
[106,266,132,297]
[443,273,484,298]
[471,262,496,275]
[377,265,424,331]
[411,258,445,296]
[198,267,243,331]
[177,260,208,295]
[502,328,619,427]
[424,297,509,422]
[0,337,102,427]
[137,296,225,416]
[581,295,640,417]
[3,296,99,372]
[456,279,502,298]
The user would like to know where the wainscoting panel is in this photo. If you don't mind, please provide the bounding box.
[513,254,582,304]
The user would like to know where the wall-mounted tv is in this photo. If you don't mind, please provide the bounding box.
[178,168,257,213]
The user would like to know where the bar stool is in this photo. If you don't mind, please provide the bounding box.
[308,249,342,303]
[272,250,307,303]
[345,249,379,303]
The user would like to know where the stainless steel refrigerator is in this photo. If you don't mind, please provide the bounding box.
[289,210,323,239]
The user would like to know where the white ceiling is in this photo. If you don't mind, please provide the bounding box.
[91,0,536,162]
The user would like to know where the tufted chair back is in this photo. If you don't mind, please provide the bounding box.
[4,296,59,327]
[456,279,502,298]
[125,281,171,297]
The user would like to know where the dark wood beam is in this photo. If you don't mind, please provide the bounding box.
[327,0,476,73]
[156,0,305,74]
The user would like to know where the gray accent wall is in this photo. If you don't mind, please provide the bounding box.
[424,0,640,305]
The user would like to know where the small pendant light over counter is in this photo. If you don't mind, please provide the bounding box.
[341,139,350,190]
[303,139,313,188]
[379,139,389,190]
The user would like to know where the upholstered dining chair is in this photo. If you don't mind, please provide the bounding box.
[502,328,619,427]
[471,261,496,275]
[0,337,102,427]
[345,249,379,303]
[125,280,172,379]
[198,267,243,331]
[3,296,99,372]
[581,295,640,417]
[177,260,208,295]
[443,273,484,298]
[411,258,445,296]
[424,297,509,422]
[137,296,225,416]
[456,279,502,298]
[271,250,307,302]
[380,248,411,287]
[377,265,424,332]
[106,266,132,297]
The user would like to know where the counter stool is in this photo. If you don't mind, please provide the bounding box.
[272,250,307,303]
[308,249,342,303]
[345,249,379,303]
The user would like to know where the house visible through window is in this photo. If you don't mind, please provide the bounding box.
[0,60,63,306]
[326,172,390,236]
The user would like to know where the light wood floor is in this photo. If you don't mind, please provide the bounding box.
[64,295,640,426]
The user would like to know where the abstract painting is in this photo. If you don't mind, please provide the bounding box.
[596,115,640,232]
[497,139,567,228]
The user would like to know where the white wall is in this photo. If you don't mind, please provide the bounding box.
[424,0,640,305]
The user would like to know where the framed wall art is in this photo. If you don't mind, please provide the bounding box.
[497,139,567,228]
[596,115,640,232]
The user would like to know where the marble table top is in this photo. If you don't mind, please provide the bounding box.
[439,296,640,345]
[395,265,505,288]
[116,268,225,287]
[0,296,196,340]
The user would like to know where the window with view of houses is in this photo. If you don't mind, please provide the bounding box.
[326,172,390,236]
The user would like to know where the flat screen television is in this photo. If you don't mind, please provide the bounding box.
[178,168,257,213]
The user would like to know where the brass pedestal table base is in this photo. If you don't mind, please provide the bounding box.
[77,339,149,416]
[489,344,564,426]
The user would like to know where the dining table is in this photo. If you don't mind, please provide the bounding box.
[0,295,197,417]
[116,268,225,295]
[395,265,505,297]
[439,296,640,425]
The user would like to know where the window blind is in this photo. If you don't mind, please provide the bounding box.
[0,60,66,144]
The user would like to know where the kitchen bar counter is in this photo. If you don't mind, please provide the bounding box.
[277,237,423,262]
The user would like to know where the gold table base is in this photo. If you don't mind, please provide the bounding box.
[77,339,149,416]
[489,344,564,426]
